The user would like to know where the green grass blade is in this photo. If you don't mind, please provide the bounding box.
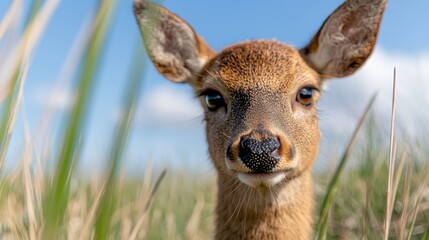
[25,0,43,27]
[94,41,147,240]
[0,0,45,171]
[0,70,21,170]
[316,93,377,240]
[398,157,412,239]
[41,0,117,238]
[0,0,57,171]
[425,222,429,240]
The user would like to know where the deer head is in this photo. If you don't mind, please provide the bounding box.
[134,0,386,189]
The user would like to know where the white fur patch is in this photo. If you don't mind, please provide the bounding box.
[237,172,286,188]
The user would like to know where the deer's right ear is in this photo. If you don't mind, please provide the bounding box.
[300,0,386,79]
[133,0,215,83]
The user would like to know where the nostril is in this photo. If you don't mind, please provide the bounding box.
[226,145,234,161]
[271,148,280,159]
[240,136,250,149]
[266,138,280,153]
[238,137,251,161]
[289,145,296,160]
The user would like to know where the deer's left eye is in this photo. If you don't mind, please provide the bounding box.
[296,87,316,107]
[202,90,225,111]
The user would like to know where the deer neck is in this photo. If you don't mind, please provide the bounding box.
[214,171,314,240]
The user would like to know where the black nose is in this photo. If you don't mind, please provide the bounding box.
[238,136,281,173]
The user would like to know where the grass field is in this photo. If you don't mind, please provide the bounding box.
[1,124,429,239]
[0,1,428,239]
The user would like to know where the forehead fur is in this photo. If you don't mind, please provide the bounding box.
[204,40,317,91]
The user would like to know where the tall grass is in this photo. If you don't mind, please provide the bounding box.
[0,1,428,239]
[42,0,118,238]
[316,93,377,240]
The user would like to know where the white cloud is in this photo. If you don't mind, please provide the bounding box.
[31,84,74,111]
[319,48,429,137]
[136,85,203,127]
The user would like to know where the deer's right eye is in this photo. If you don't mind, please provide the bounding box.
[202,90,225,111]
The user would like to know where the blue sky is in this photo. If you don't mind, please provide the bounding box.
[1,0,428,174]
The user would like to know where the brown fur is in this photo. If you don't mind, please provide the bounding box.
[215,172,313,240]
[133,0,386,239]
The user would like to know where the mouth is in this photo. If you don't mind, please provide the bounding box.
[237,172,286,188]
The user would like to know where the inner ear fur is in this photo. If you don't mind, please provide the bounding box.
[133,0,215,83]
[300,0,387,79]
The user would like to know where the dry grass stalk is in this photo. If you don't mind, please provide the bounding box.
[0,0,21,40]
[128,169,167,240]
[0,0,22,102]
[78,180,107,240]
[406,162,429,240]
[398,160,412,239]
[185,194,205,239]
[21,105,39,240]
[391,149,407,207]
[384,67,397,240]
[0,0,61,170]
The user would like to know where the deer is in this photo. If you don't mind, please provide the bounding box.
[133,0,386,239]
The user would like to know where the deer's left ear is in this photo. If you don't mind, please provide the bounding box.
[300,0,387,79]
